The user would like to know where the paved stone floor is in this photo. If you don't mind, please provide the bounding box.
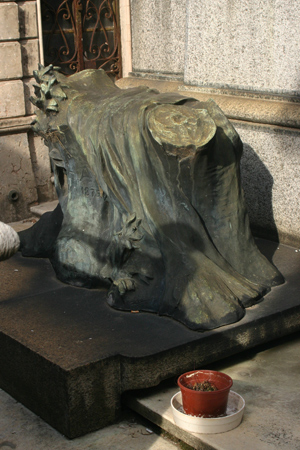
[0,390,184,450]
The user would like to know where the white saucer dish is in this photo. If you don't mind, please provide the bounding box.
[171,390,245,434]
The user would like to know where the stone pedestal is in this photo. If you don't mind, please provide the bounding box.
[0,238,299,438]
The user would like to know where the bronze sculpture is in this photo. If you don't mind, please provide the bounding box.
[19,65,284,330]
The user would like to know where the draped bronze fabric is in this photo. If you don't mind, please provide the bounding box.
[20,67,283,330]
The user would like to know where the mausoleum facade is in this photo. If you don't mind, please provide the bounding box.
[1,0,300,246]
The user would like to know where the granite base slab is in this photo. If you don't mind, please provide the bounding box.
[0,239,299,438]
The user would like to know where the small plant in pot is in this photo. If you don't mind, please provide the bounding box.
[177,370,233,417]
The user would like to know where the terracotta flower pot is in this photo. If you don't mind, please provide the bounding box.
[177,370,233,417]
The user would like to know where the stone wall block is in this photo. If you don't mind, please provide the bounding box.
[130,0,186,74]
[0,42,22,80]
[21,39,39,77]
[28,132,56,202]
[185,0,300,96]
[23,77,35,115]
[239,123,300,245]
[19,1,38,39]
[0,2,19,41]
[0,80,26,118]
[0,133,38,223]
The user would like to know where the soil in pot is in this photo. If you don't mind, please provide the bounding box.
[191,380,218,391]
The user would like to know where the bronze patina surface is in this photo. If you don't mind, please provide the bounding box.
[19,65,283,330]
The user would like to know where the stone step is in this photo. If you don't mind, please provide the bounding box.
[8,201,58,232]
[30,200,58,217]
[123,332,300,450]
[1,240,299,438]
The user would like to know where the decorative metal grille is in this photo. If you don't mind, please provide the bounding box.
[41,0,121,78]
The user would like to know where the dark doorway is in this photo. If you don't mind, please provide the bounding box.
[41,0,121,79]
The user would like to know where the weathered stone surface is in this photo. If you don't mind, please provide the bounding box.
[0,239,299,438]
[130,0,186,75]
[28,131,56,202]
[23,77,35,115]
[179,85,300,129]
[0,115,34,135]
[119,0,132,77]
[0,80,25,119]
[0,2,19,41]
[0,133,38,223]
[0,42,22,80]
[0,387,180,450]
[18,1,38,39]
[184,0,300,96]
[21,39,39,77]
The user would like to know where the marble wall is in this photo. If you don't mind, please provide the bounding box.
[129,0,300,244]
[130,0,300,97]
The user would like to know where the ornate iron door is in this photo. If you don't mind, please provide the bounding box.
[41,0,121,78]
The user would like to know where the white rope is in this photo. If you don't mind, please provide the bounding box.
[0,222,20,261]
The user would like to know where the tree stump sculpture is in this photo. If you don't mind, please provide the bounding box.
[19,65,284,330]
